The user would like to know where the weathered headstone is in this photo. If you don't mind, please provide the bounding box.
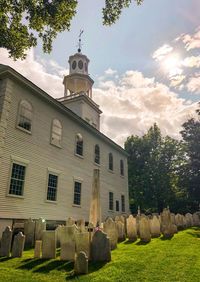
[103,217,118,249]
[74,251,88,275]
[116,221,126,242]
[193,212,200,226]
[60,225,77,261]
[34,240,42,258]
[91,230,111,262]
[185,213,193,227]
[24,218,35,248]
[42,231,56,259]
[35,218,46,240]
[75,232,90,259]
[12,232,25,257]
[138,215,151,243]
[66,217,75,226]
[160,208,175,238]
[0,226,12,257]
[126,215,137,242]
[175,214,184,230]
[149,215,161,238]
[77,219,86,233]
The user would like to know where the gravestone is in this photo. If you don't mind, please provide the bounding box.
[24,218,35,248]
[138,215,151,243]
[149,215,161,238]
[35,218,46,240]
[75,232,90,259]
[126,215,137,242]
[116,221,126,242]
[170,213,176,225]
[91,230,111,262]
[175,214,184,230]
[0,226,12,257]
[193,212,200,226]
[74,251,88,275]
[185,213,193,227]
[60,225,78,261]
[103,217,118,249]
[12,232,25,257]
[42,231,56,259]
[160,208,175,238]
[66,217,75,226]
[77,219,86,233]
[34,240,42,258]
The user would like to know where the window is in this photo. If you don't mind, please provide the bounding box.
[73,181,82,205]
[47,174,58,201]
[109,192,114,210]
[109,153,113,171]
[94,144,100,164]
[121,195,125,212]
[9,163,26,196]
[51,119,62,147]
[116,200,119,212]
[120,160,124,176]
[18,100,33,132]
[76,133,83,156]
[78,60,83,69]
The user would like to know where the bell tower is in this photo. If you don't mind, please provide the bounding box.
[58,31,102,130]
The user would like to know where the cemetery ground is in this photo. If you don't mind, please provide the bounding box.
[0,228,199,282]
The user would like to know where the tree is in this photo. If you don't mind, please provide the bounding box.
[125,124,187,214]
[180,105,200,211]
[0,0,143,60]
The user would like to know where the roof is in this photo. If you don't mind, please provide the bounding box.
[0,64,128,157]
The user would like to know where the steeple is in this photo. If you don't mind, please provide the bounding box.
[58,36,102,130]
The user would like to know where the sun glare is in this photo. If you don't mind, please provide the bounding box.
[162,53,181,74]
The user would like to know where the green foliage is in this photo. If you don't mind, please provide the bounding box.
[0,0,144,59]
[0,228,200,281]
[180,104,200,210]
[125,123,188,214]
[0,0,78,59]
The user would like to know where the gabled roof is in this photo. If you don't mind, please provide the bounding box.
[0,64,128,157]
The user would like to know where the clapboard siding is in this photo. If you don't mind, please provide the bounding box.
[0,76,129,222]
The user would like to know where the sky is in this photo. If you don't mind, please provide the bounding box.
[0,0,200,146]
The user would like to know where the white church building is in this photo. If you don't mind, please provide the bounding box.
[0,48,129,233]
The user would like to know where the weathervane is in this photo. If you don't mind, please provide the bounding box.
[77,29,84,53]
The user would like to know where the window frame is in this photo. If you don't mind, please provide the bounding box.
[7,156,29,198]
[121,195,125,212]
[50,118,62,148]
[109,191,114,211]
[73,180,82,207]
[75,133,84,157]
[45,168,60,203]
[17,100,33,134]
[108,153,114,172]
[94,144,100,165]
[120,159,124,176]
[116,200,120,212]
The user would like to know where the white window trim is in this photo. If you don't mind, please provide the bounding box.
[72,177,83,207]
[45,167,61,204]
[50,118,62,149]
[74,133,84,158]
[16,99,33,135]
[108,190,114,212]
[7,155,29,198]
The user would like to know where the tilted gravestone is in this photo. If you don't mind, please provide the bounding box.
[75,231,90,259]
[149,215,161,238]
[160,208,175,238]
[42,231,56,259]
[60,225,78,261]
[126,215,137,242]
[74,251,88,275]
[34,240,42,258]
[138,215,151,243]
[103,217,118,250]
[91,230,111,262]
[66,217,75,227]
[35,218,46,240]
[24,218,35,248]
[12,232,25,257]
[0,226,12,257]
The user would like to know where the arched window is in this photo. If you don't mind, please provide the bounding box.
[18,100,33,132]
[51,119,62,147]
[76,133,83,156]
[109,153,113,171]
[94,144,100,164]
[120,160,124,176]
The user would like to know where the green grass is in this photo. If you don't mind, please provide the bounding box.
[0,228,200,282]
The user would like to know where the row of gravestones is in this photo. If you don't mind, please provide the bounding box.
[103,209,200,246]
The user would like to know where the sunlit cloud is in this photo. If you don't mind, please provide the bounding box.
[177,26,200,51]
[152,44,173,61]
[182,56,200,68]
[187,74,200,94]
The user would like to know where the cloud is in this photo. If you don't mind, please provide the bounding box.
[0,48,67,98]
[187,74,200,94]
[182,56,200,68]
[177,27,200,51]
[104,68,117,76]
[152,44,173,61]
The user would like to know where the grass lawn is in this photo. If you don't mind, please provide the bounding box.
[0,228,199,282]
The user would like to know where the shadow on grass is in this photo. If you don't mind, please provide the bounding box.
[65,261,107,281]
[124,240,136,244]
[0,256,12,262]
[160,236,173,241]
[186,228,200,238]
[136,240,150,245]
[33,260,74,273]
